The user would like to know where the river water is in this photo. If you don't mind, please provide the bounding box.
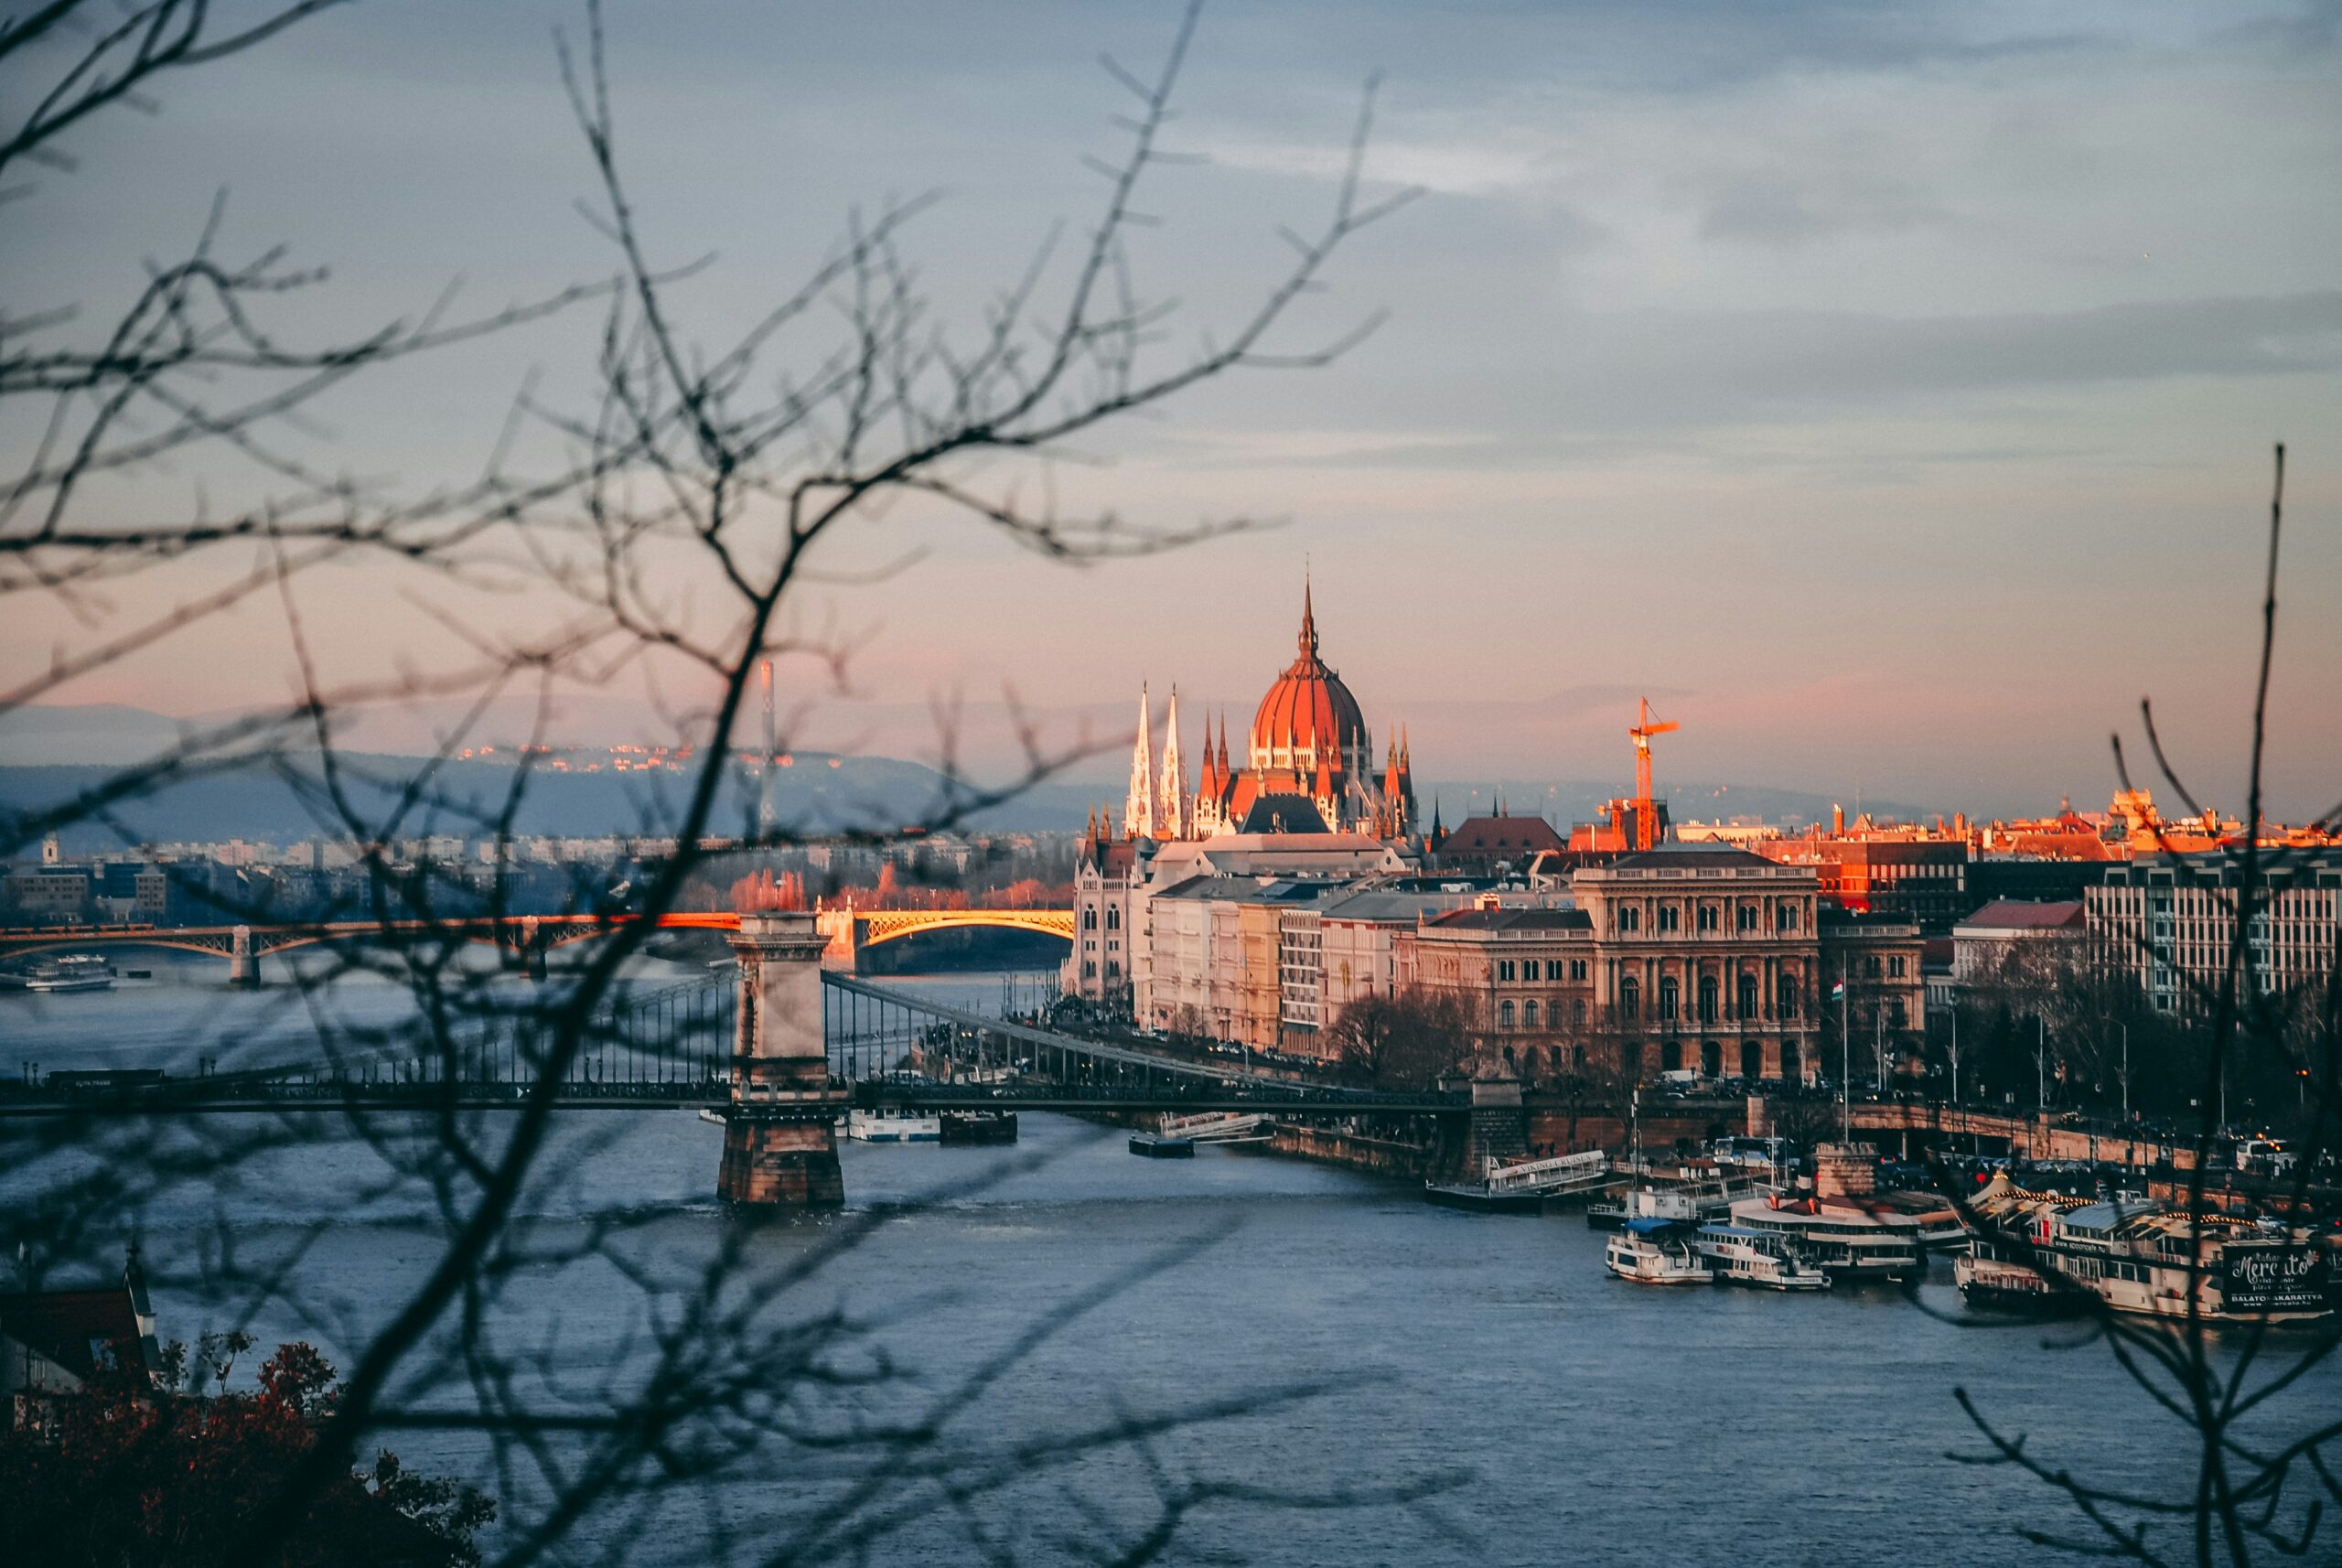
[4,953,2331,1567]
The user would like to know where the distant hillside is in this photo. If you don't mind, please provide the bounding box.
[1413,779,1937,831]
[0,755,1099,851]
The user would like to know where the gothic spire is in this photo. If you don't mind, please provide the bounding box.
[1123,683,1155,839]
[1298,573,1318,660]
[1158,685,1187,840]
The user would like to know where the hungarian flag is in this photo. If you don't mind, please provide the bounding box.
[1831,981,1847,1001]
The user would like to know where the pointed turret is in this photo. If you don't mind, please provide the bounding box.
[1123,683,1155,839]
[1157,686,1187,840]
[1298,574,1319,660]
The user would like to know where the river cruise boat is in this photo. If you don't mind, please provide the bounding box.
[1873,1188,1969,1251]
[939,1110,1018,1145]
[1962,1176,2333,1325]
[1730,1195,1924,1282]
[1588,1174,1745,1232]
[1604,1218,1713,1285]
[847,1108,940,1144]
[1953,1244,2088,1317]
[24,953,115,993]
[1423,1179,1544,1215]
[1128,1133,1195,1158]
[1696,1224,1830,1291]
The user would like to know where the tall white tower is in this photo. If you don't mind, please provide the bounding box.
[1123,683,1155,839]
[1156,686,1187,841]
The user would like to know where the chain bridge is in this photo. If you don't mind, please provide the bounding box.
[2,915,1459,1206]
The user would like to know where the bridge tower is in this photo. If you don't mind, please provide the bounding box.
[718,912,845,1206]
[228,925,258,988]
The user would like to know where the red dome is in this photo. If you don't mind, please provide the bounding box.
[1249,585,1370,774]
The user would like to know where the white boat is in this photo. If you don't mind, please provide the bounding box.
[1604,1218,1713,1285]
[1963,1176,2332,1325]
[1696,1224,1831,1291]
[25,953,114,993]
[847,1108,940,1144]
[1731,1195,1924,1282]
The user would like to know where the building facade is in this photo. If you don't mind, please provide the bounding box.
[2087,851,2341,1017]
[1389,844,1927,1085]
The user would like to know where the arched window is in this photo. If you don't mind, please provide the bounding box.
[1657,905,1681,934]
[1700,1040,1722,1078]
[1499,1000,1516,1029]
[1697,904,1719,933]
[1661,1040,1682,1072]
[1617,906,1640,934]
[1105,906,1120,930]
[1697,975,1718,1023]
[1572,1044,1587,1070]
[1619,977,1640,1020]
[1776,903,1797,933]
[1737,973,1758,1020]
[1778,975,1800,1018]
[1781,1039,1801,1079]
[1082,908,1098,930]
[1621,1040,1643,1078]
[1522,999,1540,1029]
[1741,1040,1763,1080]
[1658,976,1679,1021]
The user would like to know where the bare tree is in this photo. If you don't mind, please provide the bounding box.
[1936,447,2342,1567]
[1,4,1448,1563]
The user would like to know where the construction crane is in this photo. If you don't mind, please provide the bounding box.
[1628,697,1677,851]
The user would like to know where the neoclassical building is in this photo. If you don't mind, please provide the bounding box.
[1123,582,1416,843]
[1395,843,1926,1083]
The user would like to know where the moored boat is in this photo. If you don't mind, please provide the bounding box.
[1604,1217,1712,1285]
[1424,1180,1544,1215]
[24,953,115,993]
[1129,1133,1195,1158]
[1954,1243,2086,1316]
[1697,1224,1830,1291]
[848,1108,940,1143]
[1732,1195,1924,1283]
[939,1110,1018,1145]
[1962,1175,2333,1325]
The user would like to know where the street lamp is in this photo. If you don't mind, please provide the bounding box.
[2036,1015,2047,1115]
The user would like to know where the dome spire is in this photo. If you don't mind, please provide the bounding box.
[1299,571,1318,659]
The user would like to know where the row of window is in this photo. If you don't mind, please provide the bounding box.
[1494,957,1591,983]
[1616,973,1801,1022]
[1080,906,1123,931]
[1613,902,1800,935]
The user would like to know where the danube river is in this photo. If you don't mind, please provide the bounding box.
[5,954,2331,1567]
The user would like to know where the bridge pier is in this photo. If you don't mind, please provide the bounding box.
[719,912,844,1207]
[1457,1072,1528,1178]
[228,925,258,988]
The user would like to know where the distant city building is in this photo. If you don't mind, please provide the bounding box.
[1755,832,1970,935]
[1950,899,2086,985]
[2088,850,2341,1017]
[1430,809,1569,875]
[1391,843,1925,1085]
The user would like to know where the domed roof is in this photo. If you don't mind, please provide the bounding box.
[1250,583,1369,768]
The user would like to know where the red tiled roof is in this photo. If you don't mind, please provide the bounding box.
[1439,816,1567,856]
[1959,899,2085,931]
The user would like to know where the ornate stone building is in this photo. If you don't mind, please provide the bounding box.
[1393,843,1927,1085]
[1123,582,1416,843]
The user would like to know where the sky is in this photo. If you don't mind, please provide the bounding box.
[5,0,2339,822]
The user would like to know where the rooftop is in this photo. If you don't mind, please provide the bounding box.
[1955,899,2085,932]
